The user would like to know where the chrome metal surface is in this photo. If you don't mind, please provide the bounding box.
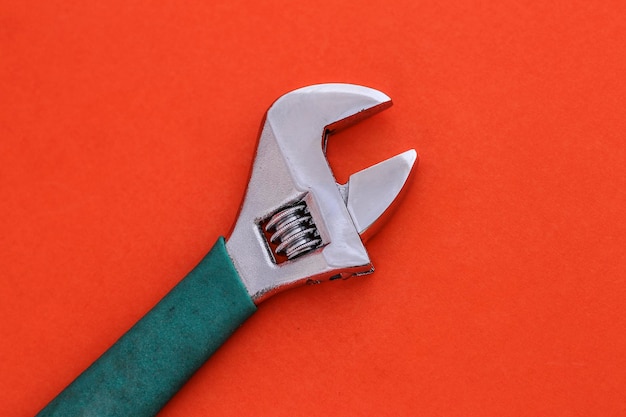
[344,149,417,241]
[266,201,322,260]
[225,83,417,302]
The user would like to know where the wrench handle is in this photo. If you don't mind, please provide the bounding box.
[37,237,256,417]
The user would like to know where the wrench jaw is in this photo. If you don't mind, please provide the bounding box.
[225,84,416,304]
[343,149,418,243]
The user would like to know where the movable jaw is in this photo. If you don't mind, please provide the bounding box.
[226,84,417,303]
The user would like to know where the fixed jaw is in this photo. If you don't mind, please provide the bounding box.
[226,83,417,302]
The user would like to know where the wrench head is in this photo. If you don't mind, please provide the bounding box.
[226,84,417,302]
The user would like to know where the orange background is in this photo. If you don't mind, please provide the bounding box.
[2,1,625,416]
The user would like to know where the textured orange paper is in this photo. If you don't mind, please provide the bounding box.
[1,1,625,416]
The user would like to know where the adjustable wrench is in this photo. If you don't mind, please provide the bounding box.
[37,83,418,416]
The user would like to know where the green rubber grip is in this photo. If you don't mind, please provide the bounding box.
[37,237,256,417]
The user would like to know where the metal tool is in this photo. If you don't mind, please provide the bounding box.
[37,83,418,417]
